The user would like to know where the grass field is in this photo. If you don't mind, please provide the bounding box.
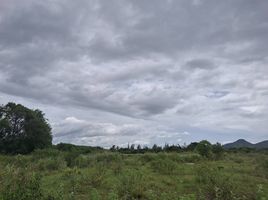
[0,149,268,200]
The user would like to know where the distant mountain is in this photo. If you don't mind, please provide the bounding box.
[223,139,268,149]
[255,140,268,149]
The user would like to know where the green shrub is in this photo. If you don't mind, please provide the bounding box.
[73,155,92,168]
[117,169,146,199]
[212,143,224,160]
[88,164,107,187]
[90,188,101,200]
[64,151,80,167]
[94,153,123,164]
[139,153,157,163]
[32,148,62,159]
[42,184,64,200]
[61,167,83,199]
[257,158,268,178]
[150,157,177,175]
[195,140,212,159]
[195,164,239,200]
[178,154,201,163]
[110,159,123,175]
[256,184,268,200]
[13,154,32,168]
[179,194,196,200]
[107,191,119,200]
[36,157,67,171]
[0,167,43,200]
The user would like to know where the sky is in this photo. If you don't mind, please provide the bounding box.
[0,0,268,147]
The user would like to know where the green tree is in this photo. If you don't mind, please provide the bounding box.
[195,140,212,158]
[186,142,199,151]
[0,102,52,154]
[212,142,224,159]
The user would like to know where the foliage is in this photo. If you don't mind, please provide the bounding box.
[117,169,146,199]
[195,164,239,200]
[150,155,177,174]
[0,102,52,154]
[212,143,225,160]
[0,147,267,199]
[0,167,43,200]
[195,140,212,158]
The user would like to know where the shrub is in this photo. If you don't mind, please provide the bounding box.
[178,154,201,163]
[90,188,101,200]
[13,154,32,168]
[256,157,268,178]
[195,140,212,158]
[195,164,239,200]
[139,153,157,164]
[256,184,268,200]
[73,155,92,168]
[110,159,123,175]
[107,191,119,200]
[117,169,146,199]
[61,167,82,199]
[212,143,224,160]
[31,148,62,159]
[94,153,123,164]
[179,194,196,200]
[0,167,43,200]
[88,164,107,187]
[64,151,80,167]
[36,157,67,171]
[150,156,177,175]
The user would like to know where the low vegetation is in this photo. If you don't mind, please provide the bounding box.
[0,147,267,200]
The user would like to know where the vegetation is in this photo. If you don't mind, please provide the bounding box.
[0,147,267,200]
[0,103,52,154]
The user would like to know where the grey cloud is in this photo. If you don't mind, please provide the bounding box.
[52,116,185,147]
[0,0,268,146]
[184,59,216,70]
[205,91,229,99]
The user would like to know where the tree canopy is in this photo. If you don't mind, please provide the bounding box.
[195,140,212,158]
[0,102,52,154]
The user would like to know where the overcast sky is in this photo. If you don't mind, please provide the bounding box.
[0,0,268,147]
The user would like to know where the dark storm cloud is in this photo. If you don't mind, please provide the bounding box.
[0,0,268,146]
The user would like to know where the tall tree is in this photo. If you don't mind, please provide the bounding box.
[0,102,52,154]
[195,140,212,158]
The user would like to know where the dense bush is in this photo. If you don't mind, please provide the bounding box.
[35,157,67,171]
[212,143,224,160]
[73,155,92,168]
[255,157,268,178]
[117,169,146,199]
[195,164,239,200]
[31,148,63,159]
[0,167,43,200]
[63,151,81,167]
[195,140,213,158]
[150,156,177,175]
[0,103,52,154]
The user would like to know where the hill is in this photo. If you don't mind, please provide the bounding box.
[255,140,268,149]
[223,139,268,149]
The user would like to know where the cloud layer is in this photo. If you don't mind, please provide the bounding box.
[0,0,268,146]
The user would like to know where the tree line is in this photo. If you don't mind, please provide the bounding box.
[109,140,224,159]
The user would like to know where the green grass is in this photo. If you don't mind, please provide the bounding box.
[0,151,268,200]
